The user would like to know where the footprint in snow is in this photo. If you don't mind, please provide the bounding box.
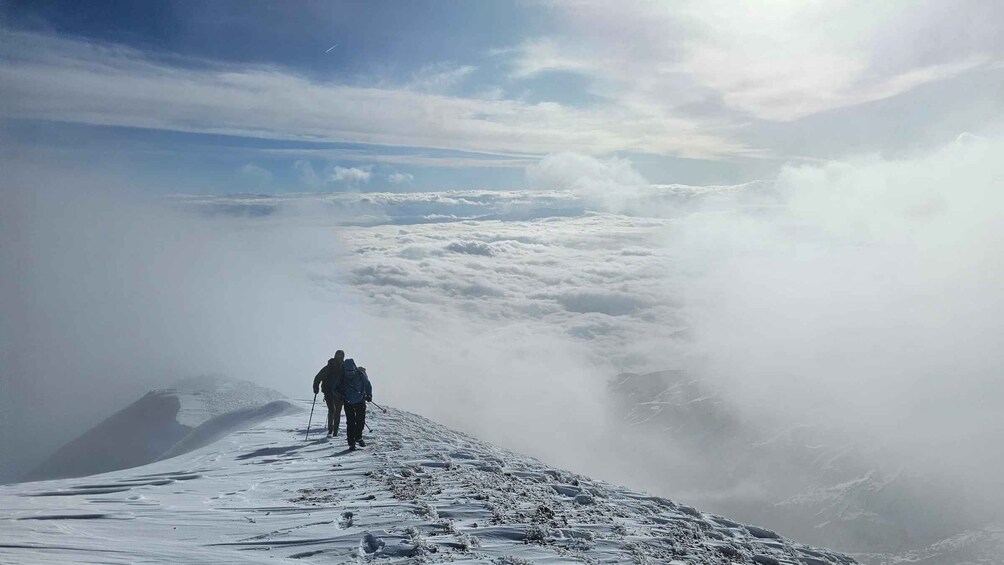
[362,532,385,553]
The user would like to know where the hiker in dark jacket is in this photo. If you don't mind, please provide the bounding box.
[312,350,345,437]
[336,358,372,451]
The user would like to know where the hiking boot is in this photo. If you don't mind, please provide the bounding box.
[349,443,357,451]
[357,439,366,447]
[326,432,332,438]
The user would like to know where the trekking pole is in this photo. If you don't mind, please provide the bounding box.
[367,399,388,414]
[305,393,317,440]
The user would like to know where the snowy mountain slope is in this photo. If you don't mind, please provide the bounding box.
[1,400,858,564]
[20,390,192,483]
[609,372,988,559]
[165,375,287,428]
[853,523,1004,565]
[23,376,287,482]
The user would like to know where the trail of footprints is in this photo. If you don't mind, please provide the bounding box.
[280,408,857,564]
[9,407,857,564]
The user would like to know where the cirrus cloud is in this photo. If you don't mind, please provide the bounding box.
[508,0,1003,123]
[0,31,745,161]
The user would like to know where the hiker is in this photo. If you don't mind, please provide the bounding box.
[335,358,372,451]
[312,350,345,438]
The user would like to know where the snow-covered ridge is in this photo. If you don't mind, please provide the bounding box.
[160,374,287,428]
[22,376,292,482]
[2,400,858,564]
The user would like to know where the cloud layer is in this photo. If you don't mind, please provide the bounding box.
[169,136,1004,498]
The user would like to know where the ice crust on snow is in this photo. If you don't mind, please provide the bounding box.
[2,400,859,564]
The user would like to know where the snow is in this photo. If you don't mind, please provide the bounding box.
[161,374,287,428]
[0,399,858,564]
[22,376,288,482]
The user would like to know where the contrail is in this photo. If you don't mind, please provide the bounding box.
[325,43,340,53]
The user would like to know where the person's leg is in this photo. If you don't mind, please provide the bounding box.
[344,403,358,448]
[356,402,367,443]
[333,400,343,436]
[324,395,335,436]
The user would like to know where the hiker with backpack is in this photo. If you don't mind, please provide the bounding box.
[312,350,345,438]
[333,358,372,451]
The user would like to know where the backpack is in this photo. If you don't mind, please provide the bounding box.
[321,357,340,394]
[340,358,369,404]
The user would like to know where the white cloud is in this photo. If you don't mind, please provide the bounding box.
[387,172,414,184]
[334,208,680,372]
[502,38,602,79]
[676,135,1004,486]
[526,152,648,214]
[330,166,371,184]
[175,186,687,378]
[405,62,477,94]
[0,31,742,160]
[266,149,535,170]
[675,2,995,121]
[507,0,1002,122]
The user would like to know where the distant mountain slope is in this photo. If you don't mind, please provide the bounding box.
[0,401,858,564]
[21,391,191,482]
[23,376,289,482]
[610,371,990,561]
[854,523,1004,565]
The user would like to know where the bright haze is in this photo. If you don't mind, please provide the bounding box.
[2,0,1004,558]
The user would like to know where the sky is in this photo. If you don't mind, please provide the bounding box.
[2,0,1003,193]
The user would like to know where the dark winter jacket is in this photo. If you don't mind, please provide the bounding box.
[312,358,343,397]
[336,360,372,405]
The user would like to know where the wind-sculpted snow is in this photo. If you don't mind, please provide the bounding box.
[1,401,858,564]
[158,400,301,460]
[159,375,287,428]
[23,377,289,482]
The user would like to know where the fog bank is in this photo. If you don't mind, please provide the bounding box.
[680,135,1004,498]
[0,179,361,482]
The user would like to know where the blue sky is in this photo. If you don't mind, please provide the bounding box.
[2,0,1003,194]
